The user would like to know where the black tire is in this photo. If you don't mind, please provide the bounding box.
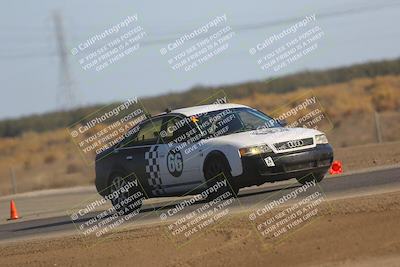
[296,172,325,185]
[108,173,144,215]
[203,155,239,200]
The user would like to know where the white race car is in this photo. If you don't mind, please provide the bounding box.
[95,103,333,212]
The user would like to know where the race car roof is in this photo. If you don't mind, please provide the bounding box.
[171,103,249,116]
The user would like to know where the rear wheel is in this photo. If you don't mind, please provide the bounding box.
[109,174,144,215]
[204,156,239,200]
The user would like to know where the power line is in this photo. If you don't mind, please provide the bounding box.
[1,1,399,60]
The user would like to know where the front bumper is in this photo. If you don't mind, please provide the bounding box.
[235,144,334,187]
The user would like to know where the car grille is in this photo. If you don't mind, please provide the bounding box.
[274,138,314,151]
[284,159,331,172]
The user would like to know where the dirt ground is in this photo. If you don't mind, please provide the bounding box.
[334,141,400,172]
[1,190,400,267]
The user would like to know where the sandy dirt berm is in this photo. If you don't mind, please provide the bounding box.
[1,190,400,267]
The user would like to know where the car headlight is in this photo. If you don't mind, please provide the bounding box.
[315,134,328,144]
[239,144,273,156]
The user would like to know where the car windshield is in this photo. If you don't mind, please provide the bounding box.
[192,107,281,138]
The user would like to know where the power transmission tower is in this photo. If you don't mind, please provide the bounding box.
[53,11,77,110]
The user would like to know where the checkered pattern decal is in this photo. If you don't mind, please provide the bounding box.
[145,145,164,195]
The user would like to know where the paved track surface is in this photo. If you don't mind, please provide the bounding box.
[0,166,399,244]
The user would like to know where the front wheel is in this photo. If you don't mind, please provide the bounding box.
[204,156,239,200]
[109,174,144,215]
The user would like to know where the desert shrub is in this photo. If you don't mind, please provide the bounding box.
[44,154,57,164]
[371,80,400,112]
[66,163,81,174]
[23,159,32,170]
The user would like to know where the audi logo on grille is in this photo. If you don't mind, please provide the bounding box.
[286,140,304,149]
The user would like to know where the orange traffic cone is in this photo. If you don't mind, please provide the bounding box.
[8,200,20,220]
[329,160,343,175]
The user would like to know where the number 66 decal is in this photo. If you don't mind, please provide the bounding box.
[167,150,183,177]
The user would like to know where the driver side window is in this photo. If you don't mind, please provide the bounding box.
[125,118,163,146]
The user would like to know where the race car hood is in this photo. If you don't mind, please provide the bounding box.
[210,127,324,153]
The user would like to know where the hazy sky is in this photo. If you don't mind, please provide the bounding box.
[1,0,399,119]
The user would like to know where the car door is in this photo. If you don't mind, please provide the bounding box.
[116,117,165,197]
[155,115,205,195]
